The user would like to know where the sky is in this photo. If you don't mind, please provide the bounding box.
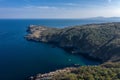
[0,0,120,18]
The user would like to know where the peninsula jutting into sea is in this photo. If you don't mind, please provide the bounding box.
[25,22,120,80]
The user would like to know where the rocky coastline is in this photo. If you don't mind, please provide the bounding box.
[25,23,120,62]
[28,62,120,80]
[29,67,77,80]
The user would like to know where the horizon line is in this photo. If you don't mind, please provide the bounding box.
[0,16,120,20]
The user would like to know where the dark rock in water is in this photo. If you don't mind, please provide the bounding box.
[25,22,120,62]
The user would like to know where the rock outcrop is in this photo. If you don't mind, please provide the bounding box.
[29,67,76,80]
[25,23,120,62]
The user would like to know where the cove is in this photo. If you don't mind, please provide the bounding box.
[0,19,118,80]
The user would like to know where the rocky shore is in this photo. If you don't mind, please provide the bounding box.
[29,67,76,80]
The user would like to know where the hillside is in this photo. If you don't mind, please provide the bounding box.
[25,22,120,62]
[30,62,120,80]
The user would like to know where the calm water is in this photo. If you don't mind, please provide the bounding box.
[0,19,119,80]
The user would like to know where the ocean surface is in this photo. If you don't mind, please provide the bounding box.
[0,19,120,80]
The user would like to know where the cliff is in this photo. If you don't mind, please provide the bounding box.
[25,23,120,62]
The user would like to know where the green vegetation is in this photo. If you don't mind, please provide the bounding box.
[26,23,120,62]
[52,62,120,80]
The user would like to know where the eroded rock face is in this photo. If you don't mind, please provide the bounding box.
[25,23,120,62]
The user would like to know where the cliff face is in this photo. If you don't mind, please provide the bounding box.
[25,23,120,62]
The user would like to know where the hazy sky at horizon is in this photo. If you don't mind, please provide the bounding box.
[0,0,120,18]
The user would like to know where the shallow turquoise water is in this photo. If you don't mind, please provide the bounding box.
[0,19,119,80]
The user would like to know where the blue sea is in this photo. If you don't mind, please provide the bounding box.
[0,19,120,80]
